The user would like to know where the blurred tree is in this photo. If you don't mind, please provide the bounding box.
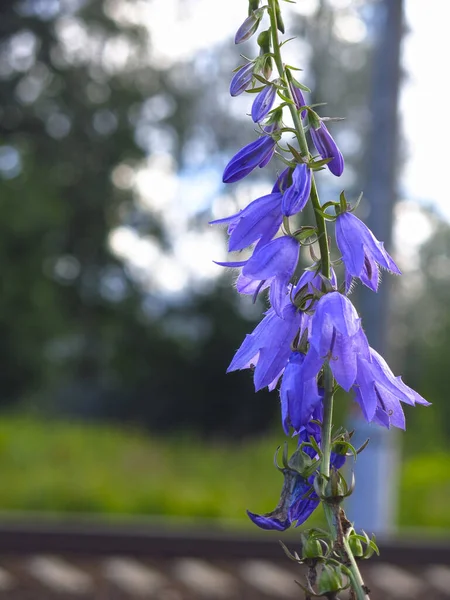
[397,212,450,449]
[0,0,278,434]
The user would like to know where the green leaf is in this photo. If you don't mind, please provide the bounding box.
[253,73,271,86]
[297,226,317,241]
[289,75,311,93]
[309,157,332,170]
[276,90,295,105]
[244,86,266,94]
[280,37,296,47]
[286,143,305,163]
[279,541,302,563]
[314,207,336,221]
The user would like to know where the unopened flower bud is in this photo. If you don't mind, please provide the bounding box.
[302,537,323,559]
[318,564,343,595]
[274,0,285,33]
[324,469,345,502]
[251,83,277,123]
[257,30,271,55]
[235,10,263,44]
[310,121,344,177]
[222,135,277,183]
[230,62,254,97]
[263,56,273,80]
[348,536,364,558]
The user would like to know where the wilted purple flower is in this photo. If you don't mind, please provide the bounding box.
[252,84,277,123]
[227,303,303,391]
[210,192,283,251]
[335,212,401,292]
[302,292,369,391]
[289,82,307,118]
[310,121,344,177]
[353,347,430,429]
[235,11,262,44]
[223,135,276,183]
[248,406,347,532]
[281,163,312,216]
[247,469,319,531]
[229,62,254,97]
[280,352,322,433]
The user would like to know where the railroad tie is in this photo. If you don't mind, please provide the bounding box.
[172,558,237,598]
[103,557,168,597]
[27,555,93,594]
[0,565,15,592]
[239,560,299,598]
[425,564,450,596]
[367,563,425,599]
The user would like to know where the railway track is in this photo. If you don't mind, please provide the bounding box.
[0,520,448,599]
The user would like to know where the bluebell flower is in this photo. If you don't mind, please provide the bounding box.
[310,121,344,177]
[209,192,283,251]
[302,292,369,391]
[227,303,304,391]
[271,167,291,194]
[280,352,322,433]
[281,163,312,216]
[216,236,301,316]
[223,135,277,183]
[335,212,401,292]
[235,11,262,44]
[252,84,277,123]
[353,347,430,428]
[229,62,254,97]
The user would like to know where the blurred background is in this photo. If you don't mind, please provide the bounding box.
[0,0,448,537]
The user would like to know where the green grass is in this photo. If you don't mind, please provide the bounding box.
[0,414,448,531]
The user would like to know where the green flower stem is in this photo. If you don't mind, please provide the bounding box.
[343,536,371,600]
[268,0,330,280]
[268,4,370,599]
[320,362,334,479]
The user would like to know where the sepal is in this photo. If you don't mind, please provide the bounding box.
[301,535,324,560]
[317,564,346,596]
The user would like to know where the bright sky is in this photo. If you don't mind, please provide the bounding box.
[107,0,446,296]
[401,1,449,218]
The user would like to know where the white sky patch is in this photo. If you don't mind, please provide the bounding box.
[134,154,177,212]
[401,1,450,220]
[177,168,221,215]
[394,201,434,270]
[174,230,227,283]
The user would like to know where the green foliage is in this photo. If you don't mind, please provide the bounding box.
[0,414,290,520]
[399,453,450,530]
[0,414,448,532]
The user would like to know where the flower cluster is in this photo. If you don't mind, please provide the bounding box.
[211,0,429,534]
